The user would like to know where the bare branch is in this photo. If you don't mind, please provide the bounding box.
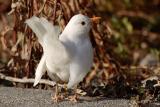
[0,73,56,87]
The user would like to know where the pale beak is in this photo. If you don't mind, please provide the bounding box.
[90,17,101,23]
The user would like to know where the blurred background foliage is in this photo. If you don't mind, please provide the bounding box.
[0,0,160,102]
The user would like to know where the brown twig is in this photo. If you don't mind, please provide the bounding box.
[51,0,57,24]
[0,73,56,86]
[33,0,38,15]
[116,10,154,23]
[38,0,47,14]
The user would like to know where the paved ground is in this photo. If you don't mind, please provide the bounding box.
[0,87,159,107]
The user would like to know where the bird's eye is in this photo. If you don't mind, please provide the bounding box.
[81,21,85,25]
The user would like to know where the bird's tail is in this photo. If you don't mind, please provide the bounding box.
[25,16,60,45]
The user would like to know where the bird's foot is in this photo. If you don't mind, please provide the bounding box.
[52,94,64,102]
[68,94,78,102]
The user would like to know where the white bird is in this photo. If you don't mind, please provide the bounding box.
[25,14,100,101]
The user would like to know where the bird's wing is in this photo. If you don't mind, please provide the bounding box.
[25,16,60,46]
[34,55,46,86]
[25,16,71,84]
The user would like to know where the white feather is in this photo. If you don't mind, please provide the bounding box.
[25,14,93,89]
[33,55,46,86]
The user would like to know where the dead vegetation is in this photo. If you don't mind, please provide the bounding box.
[0,0,160,103]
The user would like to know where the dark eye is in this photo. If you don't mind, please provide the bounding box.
[81,21,85,25]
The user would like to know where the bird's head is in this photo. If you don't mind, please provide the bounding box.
[63,14,101,37]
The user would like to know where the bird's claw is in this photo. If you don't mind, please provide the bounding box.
[68,95,78,102]
[52,94,63,102]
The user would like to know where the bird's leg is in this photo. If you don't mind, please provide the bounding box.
[52,83,58,102]
[68,86,78,102]
[63,84,68,98]
[52,83,63,102]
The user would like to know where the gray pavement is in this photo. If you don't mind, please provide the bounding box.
[0,87,159,107]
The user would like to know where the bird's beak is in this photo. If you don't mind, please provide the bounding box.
[90,17,101,23]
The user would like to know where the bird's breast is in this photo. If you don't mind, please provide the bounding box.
[73,38,93,69]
